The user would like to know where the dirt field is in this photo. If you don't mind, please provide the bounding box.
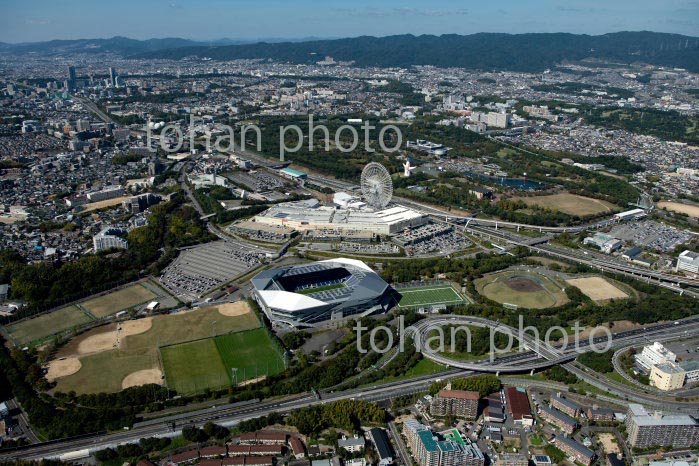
[77,329,118,355]
[577,320,646,339]
[122,369,163,389]
[82,284,157,318]
[566,276,629,302]
[657,201,699,218]
[237,375,266,386]
[76,318,152,355]
[80,196,131,213]
[218,301,251,317]
[505,277,544,292]
[513,193,617,216]
[46,358,82,382]
[527,256,570,269]
[598,433,621,454]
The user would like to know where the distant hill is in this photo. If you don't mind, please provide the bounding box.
[1,36,202,55]
[0,36,336,56]
[137,31,699,72]
[3,32,698,72]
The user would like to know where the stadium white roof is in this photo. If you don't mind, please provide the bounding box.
[256,290,327,313]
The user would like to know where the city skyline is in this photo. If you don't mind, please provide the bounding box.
[1,0,698,43]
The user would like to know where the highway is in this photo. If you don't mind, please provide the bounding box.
[461,223,699,294]
[5,314,699,461]
[411,315,699,372]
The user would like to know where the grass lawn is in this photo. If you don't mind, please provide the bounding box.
[214,328,286,383]
[82,283,157,318]
[480,280,556,309]
[512,193,618,217]
[4,305,94,346]
[397,285,466,308]
[296,283,346,295]
[366,358,446,386]
[161,339,230,394]
[52,304,260,394]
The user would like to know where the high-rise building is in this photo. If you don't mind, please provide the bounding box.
[403,420,484,466]
[636,342,677,371]
[626,404,699,449]
[109,67,117,88]
[68,66,77,91]
[650,362,686,391]
[676,250,699,275]
[430,389,479,419]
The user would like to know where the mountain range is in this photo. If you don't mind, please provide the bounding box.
[3,32,698,72]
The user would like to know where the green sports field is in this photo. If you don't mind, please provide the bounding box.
[4,305,94,346]
[397,285,467,308]
[215,329,285,382]
[82,283,157,318]
[161,328,285,395]
[161,339,230,394]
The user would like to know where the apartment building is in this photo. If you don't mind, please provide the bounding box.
[626,404,699,449]
[430,389,479,419]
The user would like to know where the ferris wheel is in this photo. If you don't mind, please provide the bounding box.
[360,162,393,209]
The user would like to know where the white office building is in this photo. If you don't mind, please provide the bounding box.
[676,250,699,275]
[636,342,677,371]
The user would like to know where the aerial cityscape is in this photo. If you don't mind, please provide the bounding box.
[1,1,699,466]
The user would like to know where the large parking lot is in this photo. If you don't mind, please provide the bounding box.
[160,240,272,299]
[227,170,286,192]
[609,220,692,252]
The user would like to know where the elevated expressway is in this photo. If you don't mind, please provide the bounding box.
[409,315,699,373]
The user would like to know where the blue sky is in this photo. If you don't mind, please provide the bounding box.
[1,0,697,43]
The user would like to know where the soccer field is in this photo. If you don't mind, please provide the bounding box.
[161,339,230,394]
[214,328,285,383]
[161,328,285,394]
[397,285,466,308]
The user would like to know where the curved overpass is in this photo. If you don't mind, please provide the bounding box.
[411,315,699,373]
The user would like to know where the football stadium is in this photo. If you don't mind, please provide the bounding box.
[251,258,395,327]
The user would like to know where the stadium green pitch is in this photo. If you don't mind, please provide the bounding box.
[397,285,467,308]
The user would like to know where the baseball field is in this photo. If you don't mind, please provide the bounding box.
[475,270,569,309]
[48,302,260,394]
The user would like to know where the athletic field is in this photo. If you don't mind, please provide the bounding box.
[161,328,285,394]
[397,285,467,309]
[82,283,157,318]
[4,305,94,346]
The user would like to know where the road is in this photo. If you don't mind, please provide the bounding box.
[409,314,699,372]
[463,224,699,294]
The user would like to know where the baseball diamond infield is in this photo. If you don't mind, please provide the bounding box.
[475,270,569,309]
